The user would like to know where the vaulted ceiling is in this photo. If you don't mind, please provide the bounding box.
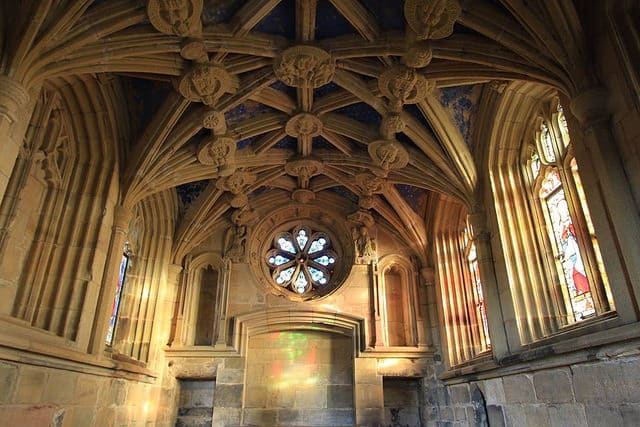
[1,0,592,260]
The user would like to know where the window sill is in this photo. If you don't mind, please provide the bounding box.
[439,316,640,383]
[0,315,157,381]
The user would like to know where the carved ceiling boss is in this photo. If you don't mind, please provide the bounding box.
[404,0,461,40]
[274,46,336,88]
[147,0,203,37]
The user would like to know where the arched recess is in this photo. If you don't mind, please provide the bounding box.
[0,76,121,348]
[377,255,420,348]
[232,309,365,357]
[484,80,628,348]
[171,251,226,347]
[432,195,491,367]
[110,189,177,363]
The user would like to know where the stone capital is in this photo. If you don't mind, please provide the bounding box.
[569,87,611,125]
[0,76,30,125]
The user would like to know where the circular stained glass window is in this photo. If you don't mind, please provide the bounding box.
[265,225,338,295]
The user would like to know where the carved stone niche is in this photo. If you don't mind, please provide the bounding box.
[378,65,433,112]
[215,170,257,195]
[404,0,461,40]
[368,139,410,172]
[177,62,238,106]
[197,135,237,176]
[273,46,335,88]
[285,113,323,138]
[147,0,203,37]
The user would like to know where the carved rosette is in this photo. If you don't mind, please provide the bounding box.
[274,46,335,88]
[177,62,238,106]
[380,114,406,139]
[404,42,433,68]
[404,0,461,40]
[147,0,203,37]
[215,170,257,195]
[378,65,432,112]
[197,135,236,175]
[202,109,227,134]
[368,139,410,172]
[355,172,386,196]
[285,113,323,138]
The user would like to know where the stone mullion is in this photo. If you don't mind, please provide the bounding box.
[511,167,559,338]
[215,258,232,348]
[469,211,511,360]
[570,88,640,322]
[88,204,132,354]
[495,164,539,344]
[434,233,457,365]
[442,231,467,365]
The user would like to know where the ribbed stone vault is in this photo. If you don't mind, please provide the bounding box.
[0,0,595,263]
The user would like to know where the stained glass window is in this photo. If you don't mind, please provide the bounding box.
[540,123,556,163]
[539,170,595,320]
[527,102,614,325]
[106,248,130,345]
[266,226,337,295]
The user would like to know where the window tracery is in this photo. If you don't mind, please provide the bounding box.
[266,226,337,295]
[526,102,614,325]
[106,243,131,346]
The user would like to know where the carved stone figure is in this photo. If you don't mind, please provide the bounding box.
[378,65,432,112]
[353,226,376,264]
[404,0,461,40]
[147,0,203,37]
[224,223,247,262]
[274,46,335,88]
[177,62,237,106]
[285,113,323,138]
[368,139,410,171]
[197,135,236,176]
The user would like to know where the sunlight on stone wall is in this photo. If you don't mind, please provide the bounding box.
[244,331,354,426]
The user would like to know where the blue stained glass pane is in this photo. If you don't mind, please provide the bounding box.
[106,253,128,345]
[296,229,309,250]
[278,237,296,254]
[308,237,327,254]
[313,255,335,266]
[294,272,308,294]
[308,267,326,284]
[269,255,292,266]
[276,267,295,284]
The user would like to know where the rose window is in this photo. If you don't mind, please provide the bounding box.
[266,226,337,295]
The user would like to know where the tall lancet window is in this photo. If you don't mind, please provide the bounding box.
[528,103,614,324]
[463,222,490,350]
[106,243,131,345]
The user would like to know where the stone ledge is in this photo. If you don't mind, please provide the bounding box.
[440,320,640,383]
